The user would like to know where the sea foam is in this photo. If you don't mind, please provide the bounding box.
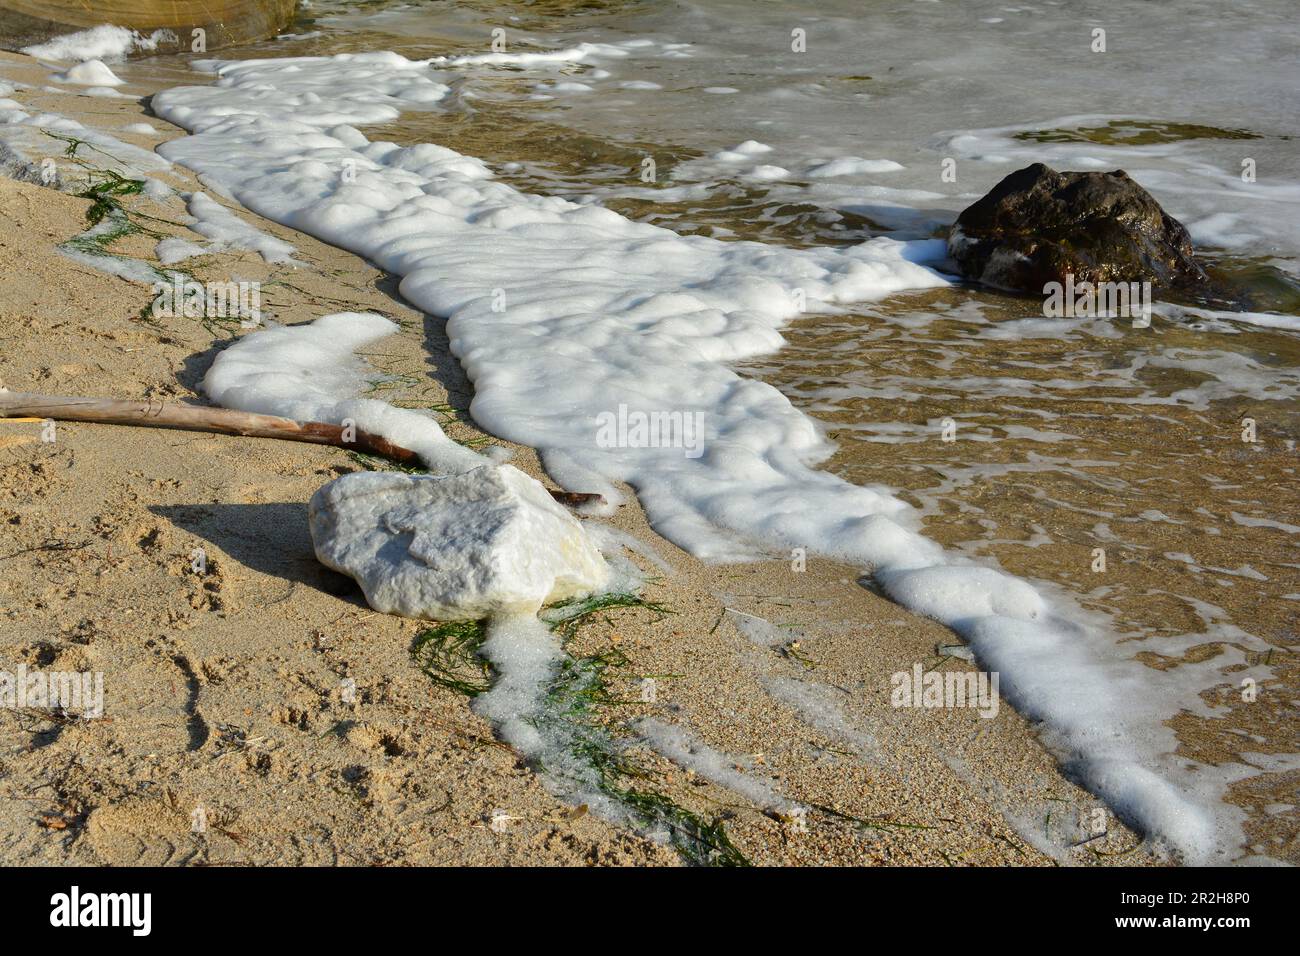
[153,51,1264,862]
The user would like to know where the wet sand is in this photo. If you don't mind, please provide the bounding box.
[0,47,1253,865]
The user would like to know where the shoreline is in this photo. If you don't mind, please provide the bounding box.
[0,45,1212,866]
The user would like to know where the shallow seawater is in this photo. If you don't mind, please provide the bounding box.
[125,0,1298,857]
[744,293,1300,800]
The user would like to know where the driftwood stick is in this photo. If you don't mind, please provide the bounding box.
[0,391,606,509]
[0,390,418,462]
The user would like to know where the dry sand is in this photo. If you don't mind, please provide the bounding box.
[0,50,1161,866]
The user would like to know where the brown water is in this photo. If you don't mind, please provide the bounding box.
[744,293,1300,819]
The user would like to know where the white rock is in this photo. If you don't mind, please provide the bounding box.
[308,464,609,620]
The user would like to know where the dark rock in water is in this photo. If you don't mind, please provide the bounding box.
[948,163,1211,295]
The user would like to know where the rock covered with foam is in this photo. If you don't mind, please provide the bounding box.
[308,464,609,620]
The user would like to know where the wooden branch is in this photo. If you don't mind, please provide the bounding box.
[0,390,418,461]
[0,391,606,509]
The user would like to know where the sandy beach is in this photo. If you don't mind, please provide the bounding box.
[3,0,1299,877]
[0,48,1182,867]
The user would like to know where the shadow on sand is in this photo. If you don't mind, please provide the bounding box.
[150,501,362,601]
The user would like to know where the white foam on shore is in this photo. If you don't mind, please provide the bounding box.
[202,312,484,475]
[433,41,636,68]
[1156,302,1300,334]
[59,215,170,284]
[153,55,948,554]
[634,718,791,812]
[472,612,636,822]
[473,614,567,766]
[662,141,918,195]
[53,60,124,87]
[182,192,299,263]
[152,51,1273,863]
[807,157,906,177]
[22,25,172,63]
[0,100,169,180]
